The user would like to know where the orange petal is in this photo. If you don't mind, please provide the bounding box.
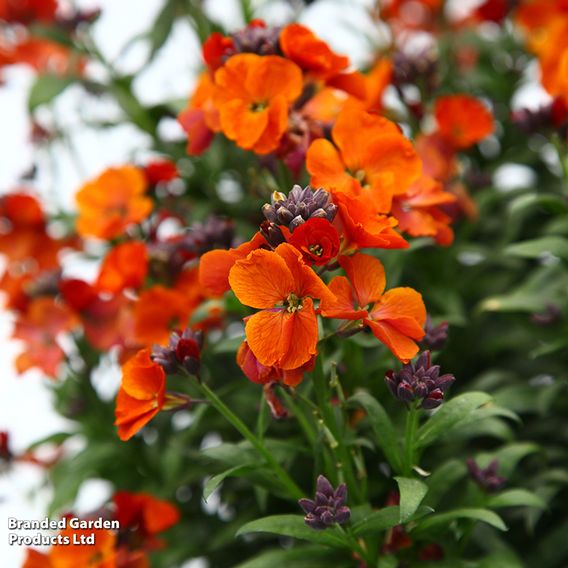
[364,319,421,363]
[115,388,161,441]
[306,138,355,193]
[121,349,165,400]
[319,276,367,320]
[274,243,336,304]
[369,287,427,336]
[245,300,318,370]
[229,248,294,308]
[339,253,386,307]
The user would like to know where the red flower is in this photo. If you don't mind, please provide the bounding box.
[283,218,340,266]
[143,159,178,185]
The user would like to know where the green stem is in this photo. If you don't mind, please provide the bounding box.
[198,382,303,500]
[336,524,372,566]
[312,357,364,503]
[403,404,420,476]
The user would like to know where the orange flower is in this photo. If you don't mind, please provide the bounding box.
[23,528,116,568]
[320,253,426,362]
[115,349,166,441]
[113,491,179,541]
[279,23,348,81]
[178,72,220,155]
[133,286,192,346]
[199,232,267,296]
[434,95,494,149]
[333,192,408,251]
[96,242,148,294]
[364,58,393,112]
[237,340,315,387]
[213,54,303,154]
[229,243,335,370]
[13,297,77,377]
[76,166,152,240]
[307,100,422,213]
[391,176,456,245]
[0,36,83,75]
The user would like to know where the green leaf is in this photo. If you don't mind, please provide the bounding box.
[347,391,402,472]
[395,477,428,523]
[488,489,547,510]
[148,0,178,58]
[351,506,401,536]
[26,432,72,451]
[28,74,74,111]
[425,459,467,507]
[415,392,492,449]
[236,515,350,550]
[203,465,255,501]
[413,508,507,534]
[505,236,568,261]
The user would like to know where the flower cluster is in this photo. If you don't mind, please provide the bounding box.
[385,351,455,409]
[298,475,351,530]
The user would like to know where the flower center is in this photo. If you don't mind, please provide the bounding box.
[354,169,369,187]
[308,244,323,256]
[284,293,303,313]
[250,101,268,112]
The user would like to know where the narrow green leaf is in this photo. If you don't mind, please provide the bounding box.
[488,489,547,510]
[203,465,255,501]
[505,236,568,261]
[28,74,74,110]
[148,0,177,58]
[395,477,428,523]
[415,392,492,449]
[347,391,402,472]
[351,506,401,536]
[413,508,507,534]
[236,515,350,549]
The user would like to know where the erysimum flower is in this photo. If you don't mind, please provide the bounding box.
[228,243,336,370]
[0,0,58,23]
[307,100,422,213]
[333,192,408,251]
[434,95,494,149]
[22,527,116,568]
[76,166,152,240]
[284,218,340,266]
[320,253,426,362]
[115,349,166,441]
[95,241,148,294]
[391,176,456,245]
[213,54,303,154]
[113,491,179,546]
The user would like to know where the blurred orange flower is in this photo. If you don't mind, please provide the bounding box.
[434,95,494,149]
[23,528,116,568]
[320,253,426,362]
[76,166,152,240]
[213,54,302,154]
[229,243,335,370]
[115,349,166,441]
[13,297,77,377]
[96,242,148,294]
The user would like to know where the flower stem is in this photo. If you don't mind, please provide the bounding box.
[198,382,303,500]
[403,404,420,476]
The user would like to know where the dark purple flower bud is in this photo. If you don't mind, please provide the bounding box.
[259,221,286,248]
[421,316,449,351]
[299,475,350,530]
[262,185,337,233]
[231,24,281,56]
[151,328,202,376]
[385,351,455,409]
[466,458,506,493]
